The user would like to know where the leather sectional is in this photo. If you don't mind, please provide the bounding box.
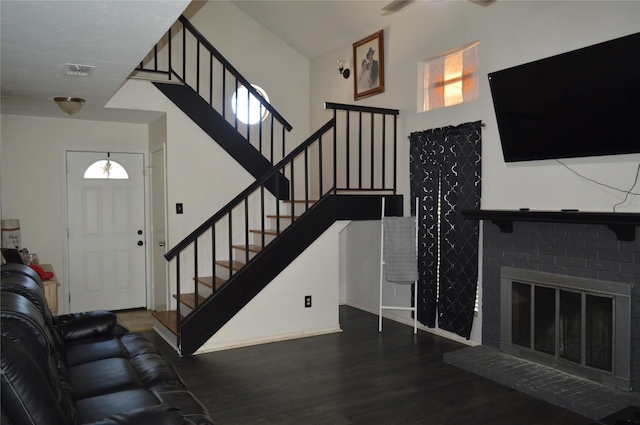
[1,263,214,425]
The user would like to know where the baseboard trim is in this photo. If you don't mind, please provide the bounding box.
[194,325,343,354]
[342,301,479,347]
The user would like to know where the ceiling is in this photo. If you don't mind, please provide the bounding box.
[0,0,490,123]
[0,0,190,122]
[229,0,417,60]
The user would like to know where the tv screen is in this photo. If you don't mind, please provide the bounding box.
[488,32,640,162]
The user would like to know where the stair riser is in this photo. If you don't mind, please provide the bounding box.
[177,304,194,317]
[268,217,294,231]
[215,264,230,280]
[283,202,314,216]
[233,248,258,262]
[250,232,277,246]
[197,283,214,298]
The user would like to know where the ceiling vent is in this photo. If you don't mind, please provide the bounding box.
[65,63,95,77]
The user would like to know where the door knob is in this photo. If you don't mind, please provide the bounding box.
[137,241,144,246]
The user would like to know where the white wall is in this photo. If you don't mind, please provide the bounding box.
[108,79,259,297]
[184,0,311,149]
[199,222,348,353]
[0,115,149,313]
[313,1,640,343]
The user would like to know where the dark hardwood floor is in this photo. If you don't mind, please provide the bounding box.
[146,305,591,425]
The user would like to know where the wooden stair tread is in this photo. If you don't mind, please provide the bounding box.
[152,310,183,336]
[196,276,226,290]
[266,214,300,219]
[215,260,244,271]
[249,229,278,235]
[232,244,262,253]
[173,293,206,309]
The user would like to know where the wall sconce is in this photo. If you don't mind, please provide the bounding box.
[337,60,350,79]
[54,97,85,116]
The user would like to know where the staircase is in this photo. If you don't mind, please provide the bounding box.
[136,15,402,355]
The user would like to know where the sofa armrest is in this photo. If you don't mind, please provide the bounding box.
[86,404,186,425]
[54,310,117,342]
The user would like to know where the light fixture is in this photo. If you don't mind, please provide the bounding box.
[54,97,85,116]
[337,60,350,79]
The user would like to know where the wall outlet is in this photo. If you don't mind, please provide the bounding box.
[176,203,183,214]
[305,295,312,308]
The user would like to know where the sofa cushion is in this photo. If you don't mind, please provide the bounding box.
[1,292,52,356]
[70,357,143,399]
[89,403,186,425]
[152,388,213,425]
[76,389,160,424]
[65,334,129,367]
[1,336,75,425]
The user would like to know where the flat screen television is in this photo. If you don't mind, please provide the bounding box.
[488,32,640,162]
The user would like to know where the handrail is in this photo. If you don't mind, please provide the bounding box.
[136,15,292,163]
[178,16,292,131]
[325,102,400,116]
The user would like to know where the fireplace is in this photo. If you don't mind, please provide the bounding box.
[470,216,640,392]
[443,216,640,417]
[500,267,630,390]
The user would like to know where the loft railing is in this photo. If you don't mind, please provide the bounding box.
[164,103,399,339]
[136,15,292,164]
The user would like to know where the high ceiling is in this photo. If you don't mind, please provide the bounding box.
[229,0,414,60]
[0,0,490,123]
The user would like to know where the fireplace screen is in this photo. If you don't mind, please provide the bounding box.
[511,282,613,372]
[501,267,630,389]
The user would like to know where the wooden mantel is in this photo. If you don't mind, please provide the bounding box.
[461,209,640,242]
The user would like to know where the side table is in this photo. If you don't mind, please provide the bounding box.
[40,264,60,316]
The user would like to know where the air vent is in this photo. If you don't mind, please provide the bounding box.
[65,63,95,77]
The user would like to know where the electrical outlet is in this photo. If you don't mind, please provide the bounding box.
[305,295,312,308]
[176,203,183,214]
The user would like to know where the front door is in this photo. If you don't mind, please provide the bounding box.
[66,151,147,313]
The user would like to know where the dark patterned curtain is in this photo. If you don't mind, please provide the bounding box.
[409,121,481,339]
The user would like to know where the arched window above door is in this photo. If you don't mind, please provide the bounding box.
[83,159,129,179]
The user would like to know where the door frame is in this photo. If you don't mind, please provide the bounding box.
[151,145,169,311]
[61,146,152,315]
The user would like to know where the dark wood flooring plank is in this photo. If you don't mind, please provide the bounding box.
[145,305,590,425]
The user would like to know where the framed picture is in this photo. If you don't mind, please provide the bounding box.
[353,30,385,100]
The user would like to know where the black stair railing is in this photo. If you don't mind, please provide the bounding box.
[136,15,292,164]
[163,103,399,346]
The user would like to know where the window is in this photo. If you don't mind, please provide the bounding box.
[418,41,479,112]
[84,159,129,179]
[231,84,270,125]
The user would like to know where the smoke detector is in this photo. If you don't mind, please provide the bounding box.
[65,63,95,77]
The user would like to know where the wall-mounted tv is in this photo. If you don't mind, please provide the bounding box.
[488,32,640,162]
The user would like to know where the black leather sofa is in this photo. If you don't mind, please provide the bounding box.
[1,263,214,425]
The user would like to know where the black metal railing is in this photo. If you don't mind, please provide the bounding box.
[164,103,399,342]
[136,15,292,164]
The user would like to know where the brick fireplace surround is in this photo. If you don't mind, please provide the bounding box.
[445,219,640,420]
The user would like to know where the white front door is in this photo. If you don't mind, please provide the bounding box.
[67,151,147,313]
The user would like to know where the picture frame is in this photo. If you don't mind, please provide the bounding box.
[353,30,385,100]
